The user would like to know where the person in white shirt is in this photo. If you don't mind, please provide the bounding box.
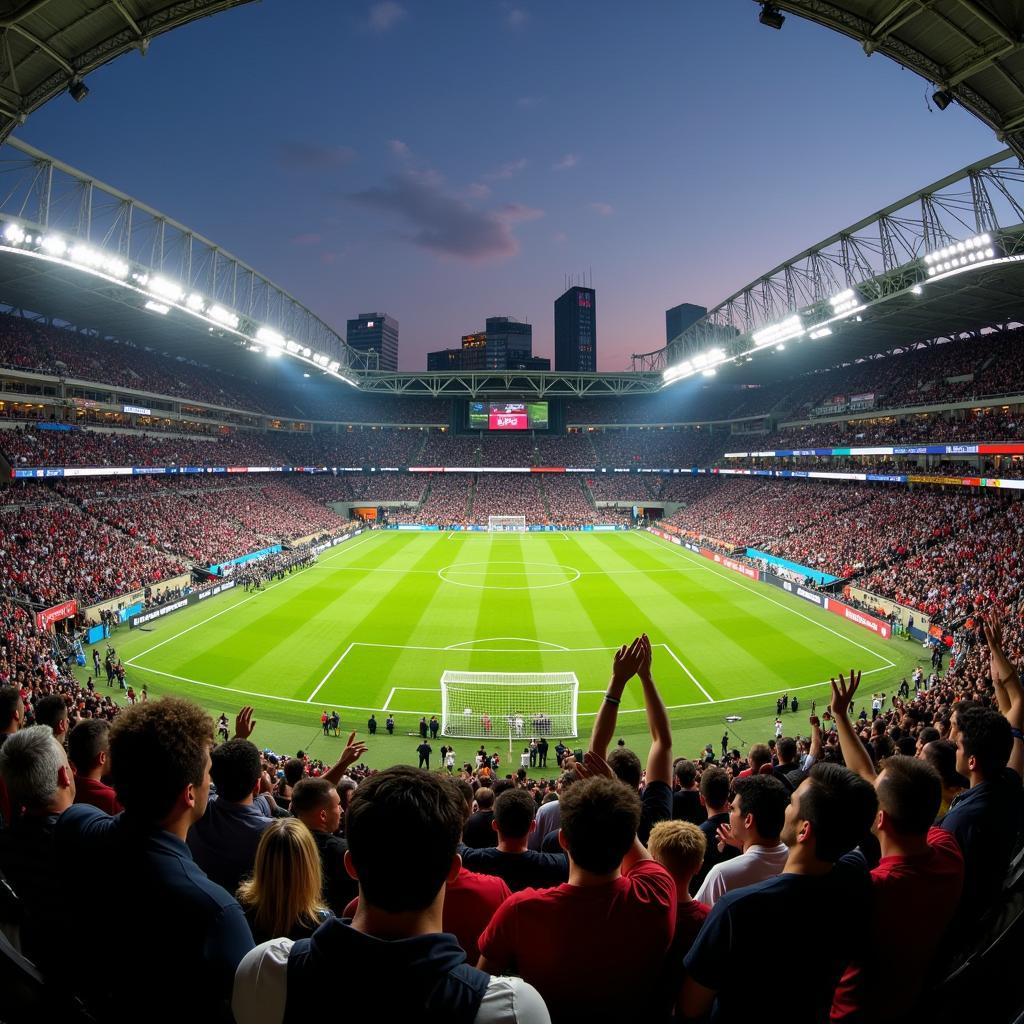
[233,765,548,1024]
[774,718,783,739]
[520,748,530,770]
[695,774,791,907]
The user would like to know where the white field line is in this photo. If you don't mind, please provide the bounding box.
[445,637,569,651]
[128,655,887,719]
[303,564,703,576]
[306,642,356,703]
[589,666,890,717]
[641,533,895,670]
[125,533,378,666]
[131,665,439,715]
[662,645,714,703]
[382,687,396,711]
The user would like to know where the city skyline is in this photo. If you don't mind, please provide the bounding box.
[16,1,997,371]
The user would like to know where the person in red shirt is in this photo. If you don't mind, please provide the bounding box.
[68,718,123,815]
[828,671,965,1022]
[737,743,772,778]
[478,757,675,1023]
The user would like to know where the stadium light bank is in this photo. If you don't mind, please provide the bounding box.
[662,235,1012,387]
[0,220,357,387]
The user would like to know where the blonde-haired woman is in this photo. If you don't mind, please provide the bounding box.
[237,818,332,943]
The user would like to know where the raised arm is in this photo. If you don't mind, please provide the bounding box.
[984,613,1024,777]
[804,714,823,770]
[830,670,876,782]
[638,634,672,787]
[323,731,369,786]
[589,636,643,760]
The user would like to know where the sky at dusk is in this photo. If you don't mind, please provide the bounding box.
[17,0,999,370]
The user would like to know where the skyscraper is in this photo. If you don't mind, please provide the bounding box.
[554,286,596,371]
[665,303,707,345]
[346,313,399,371]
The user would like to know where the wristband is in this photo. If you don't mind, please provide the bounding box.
[603,694,621,706]
[1011,727,1023,742]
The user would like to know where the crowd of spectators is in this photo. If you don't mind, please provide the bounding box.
[391,474,470,526]
[2,625,1021,1023]
[470,474,546,524]
[0,503,187,607]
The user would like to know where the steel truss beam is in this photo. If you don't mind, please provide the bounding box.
[646,149,1024,373]
[355,370,662,399]
[0,136,369,372]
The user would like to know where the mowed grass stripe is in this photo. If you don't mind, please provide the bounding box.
[612,532,844,698]
[548,534,716,702]
[343,534,494,708]
[171,533,422,700]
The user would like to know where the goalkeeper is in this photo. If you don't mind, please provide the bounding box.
[590,634,674,845]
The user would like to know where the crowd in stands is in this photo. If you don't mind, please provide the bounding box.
[0,315,276,412]
[471,474,546,524]
[392,474,470,526]
[0,502,186,607]
[2,624,1021,1023]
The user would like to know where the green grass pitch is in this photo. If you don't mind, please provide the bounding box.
[85,531,926,770]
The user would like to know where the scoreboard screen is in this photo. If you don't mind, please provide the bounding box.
[469,401,549,431]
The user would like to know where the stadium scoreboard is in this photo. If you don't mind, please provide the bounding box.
[468,401,549,431]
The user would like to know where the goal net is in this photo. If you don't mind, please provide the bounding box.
[441,671,579,740]
[488,515,527,532]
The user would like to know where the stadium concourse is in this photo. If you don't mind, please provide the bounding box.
[0,306,1023,1023]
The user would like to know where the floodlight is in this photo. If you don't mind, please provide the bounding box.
[3,223,25,244]
[702,368,717,377]
[144,300,170,315]
[752,315,804,350]
[186,293,205,311]
[256,326,285,347]
[208,304,239,329]
[103,257,128,278]
[302,347,312,358]
[41,235,67,256]
[328,361,341,372]
[932,90,953,110]
[809,327,832,339]
[69,78,89,103]
[149,276,183,302]
[911,285,923,295]
[286,340,301,353]
[758,4,785,29]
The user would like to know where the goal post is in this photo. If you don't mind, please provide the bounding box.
[488,515,527,532]
[440,671,579,746]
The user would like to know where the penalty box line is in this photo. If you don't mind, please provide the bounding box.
[308,639,712,707]
[125,532,379,669]
[641,532,896,671]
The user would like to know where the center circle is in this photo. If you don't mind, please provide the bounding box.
[438,560,582,591]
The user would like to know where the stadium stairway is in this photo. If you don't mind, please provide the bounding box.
[466,475,476,516]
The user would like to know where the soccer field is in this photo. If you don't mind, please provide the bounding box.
[95,530,924,767]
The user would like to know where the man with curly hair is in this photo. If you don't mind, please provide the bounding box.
[57,697,254,1024]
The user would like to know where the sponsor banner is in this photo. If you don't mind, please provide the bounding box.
[123,404,152,415]
[37,421,77,431]
[979,443,1024,455]
[866,473,907,484]
[118,602,144,623]
[943,444,979,455]
[128,580,238,628]
[35,599,77,629]
[707,549,759,580]
[825,599,891,639]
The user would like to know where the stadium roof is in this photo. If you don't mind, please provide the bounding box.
[761,1,1024,159]
[0,0,256,143]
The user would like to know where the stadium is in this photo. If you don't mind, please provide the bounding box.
[1,2,1024,1022]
